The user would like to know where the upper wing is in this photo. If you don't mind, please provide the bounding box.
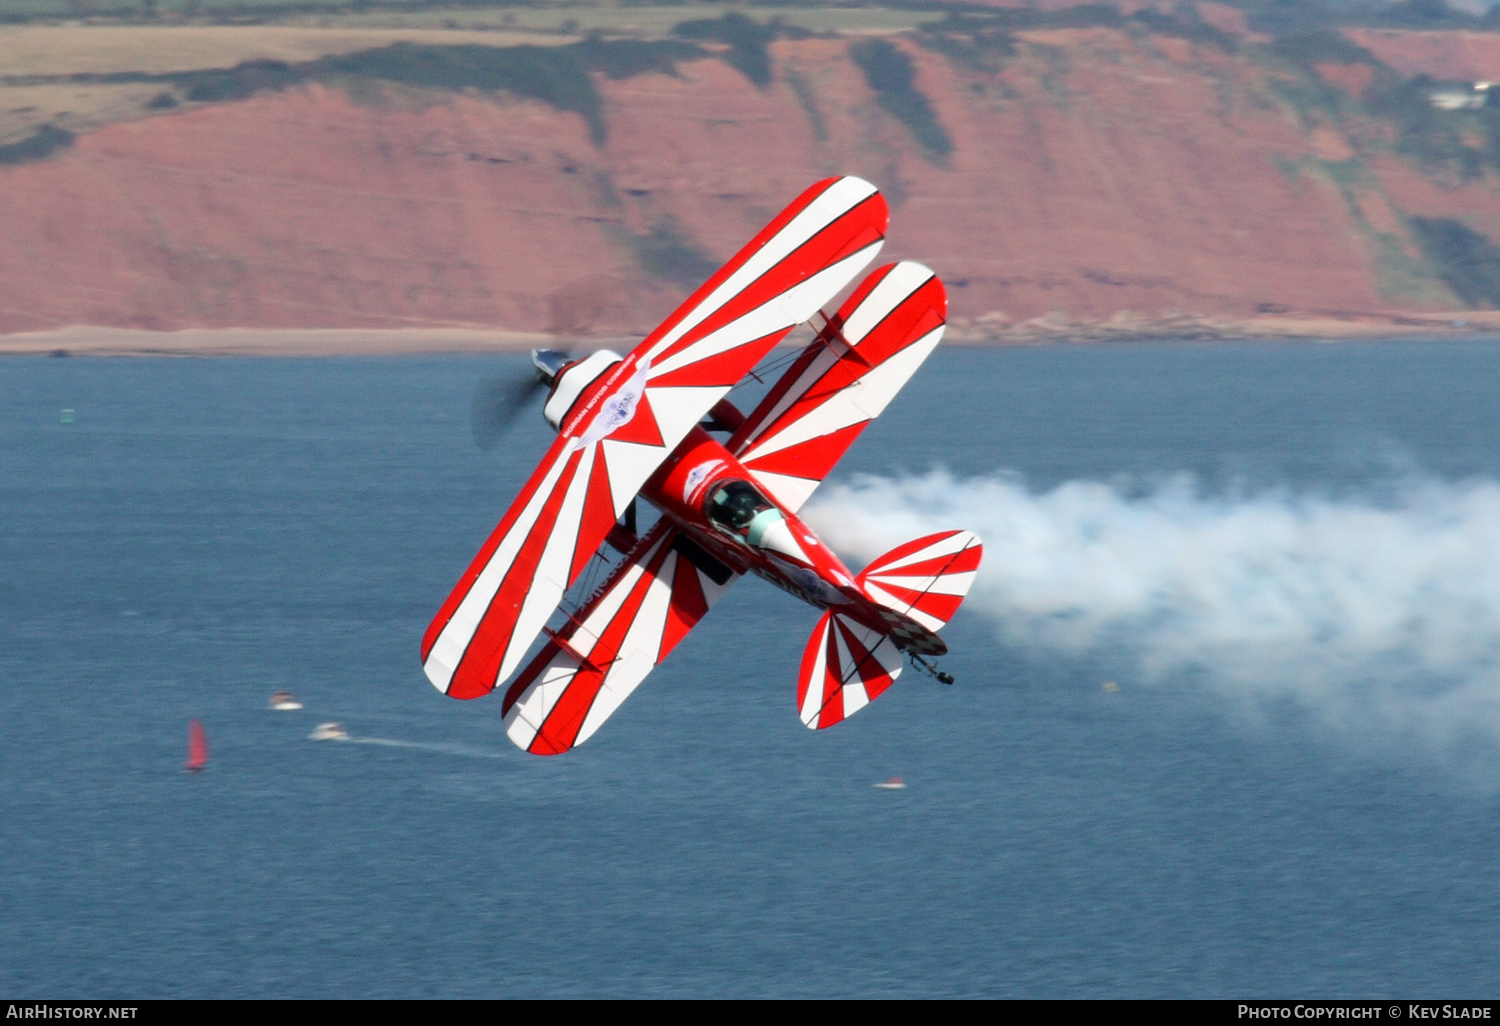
[729,262,946,512]
[423,177,888,698]
[500,522,740,754]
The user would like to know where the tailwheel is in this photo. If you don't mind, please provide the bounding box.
[910,654,954,685]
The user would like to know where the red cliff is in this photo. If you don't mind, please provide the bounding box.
[1,29,1495,340]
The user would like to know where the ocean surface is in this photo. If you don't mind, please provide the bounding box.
[3,340,1500,997]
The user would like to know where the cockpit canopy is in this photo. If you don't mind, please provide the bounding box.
[705,479,785,547]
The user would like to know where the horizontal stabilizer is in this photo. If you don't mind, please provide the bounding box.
[857,530,983,638]
[798,610,905,730]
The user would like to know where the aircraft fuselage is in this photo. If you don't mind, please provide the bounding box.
[636,424,944,654]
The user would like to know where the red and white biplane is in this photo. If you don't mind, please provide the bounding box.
[422,177,982,754]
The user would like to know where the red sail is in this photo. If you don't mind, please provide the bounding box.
[185,719,208,773]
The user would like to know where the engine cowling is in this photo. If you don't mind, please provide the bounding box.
[535,349,623,431]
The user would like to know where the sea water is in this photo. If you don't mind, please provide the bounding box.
[2,340,1499,997]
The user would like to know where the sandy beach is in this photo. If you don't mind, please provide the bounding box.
[6,311,1500,358]
[0,325,595,357]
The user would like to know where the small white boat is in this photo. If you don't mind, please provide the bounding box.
[269,690,303,711]
[309,722,349,741]
[873,777,906,790]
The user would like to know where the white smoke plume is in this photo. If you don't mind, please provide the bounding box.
[803,470,1500,763]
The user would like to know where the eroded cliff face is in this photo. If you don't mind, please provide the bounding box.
[0,29,1493,338]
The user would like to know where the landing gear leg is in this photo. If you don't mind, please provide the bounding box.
[910,654,954,685]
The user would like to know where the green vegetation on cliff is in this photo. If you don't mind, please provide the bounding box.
[914,2,1234,71]
[621,217,719,290]
[850,38,951,159]
[671,12,778,90]
[0,124,72,163]
[159,38,708,144]
[1411,217,1500,307]
[1366,75,1490,180]
[1253,28,1500,183]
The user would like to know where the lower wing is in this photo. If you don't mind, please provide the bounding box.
[500,522,740,755]
[729,261,947,513]
[421,437,619,700]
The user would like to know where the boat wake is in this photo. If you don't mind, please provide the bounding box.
[310,724,507,759]
[345,736,508,759]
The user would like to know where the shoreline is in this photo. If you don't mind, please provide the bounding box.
[5,314,1500,357]
[0,326,569,358]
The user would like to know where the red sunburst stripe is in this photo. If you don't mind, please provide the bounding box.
[637,179,846,354]
[797,614,828,711]
[861,531,965,576]
[913,589,966,615]
[820,275,940,378]
[655,197,887,366]
[827,618,896,726]
[799,305,942,409]
[601,391,666,449]
[800,613,903,729]
[503,528,675,710]
[733,267,944,478]
[820,269,939,368]
[841,619,896,696]
[915,599,964,625]
[818,623,844,729]
[530,542,672,753]
[421,433,580,663]
[446,448,587,698]
[662,558,710,657]
[836,619,876,678]
[745,421,868,481]
[648,330,790,390]
[867,579,942,609]
[830,262,896,326]
[643,184,886,362]
[869,547,983,582]
[527,660,604,755]
[570,454,619,583]
[728,338,829,451]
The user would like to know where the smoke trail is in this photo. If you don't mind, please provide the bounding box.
[803,470,1500,761]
